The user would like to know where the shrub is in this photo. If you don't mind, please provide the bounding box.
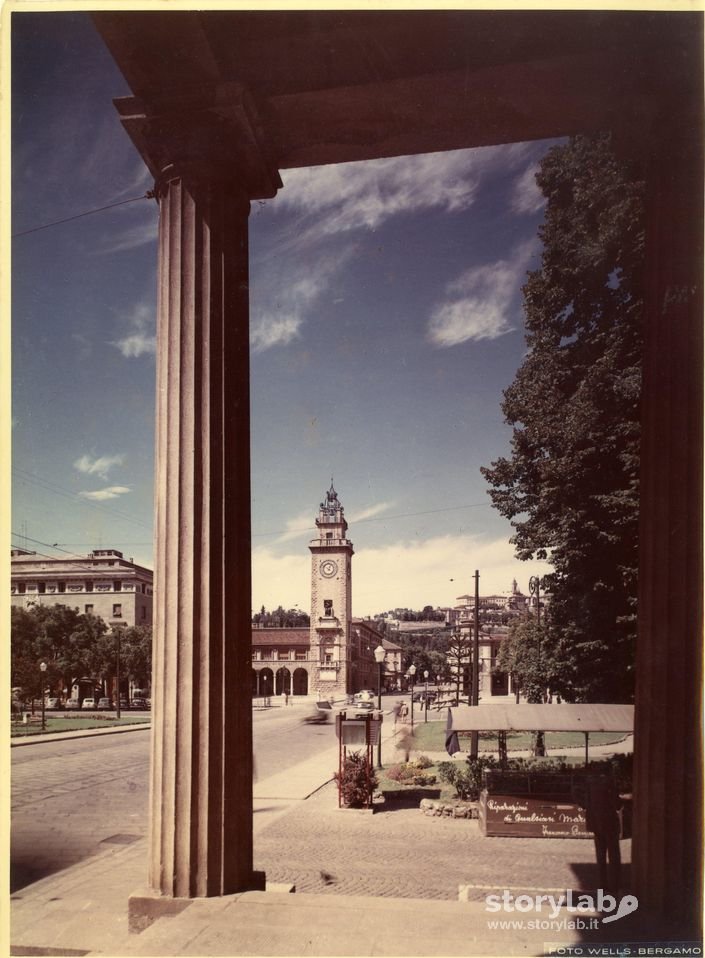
[334,751,377,807]
[438,757,501,801]
[386,763,437,787]
[386,763,416,782]
[413,755,433,769]
[411,772,436,786]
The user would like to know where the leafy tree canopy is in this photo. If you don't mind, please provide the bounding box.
[481,134,644,703]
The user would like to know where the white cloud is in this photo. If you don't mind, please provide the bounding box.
[275,510,316,544]
[79,485,131,501]
[250,246,355,353]
[73,453,125,480]
[277,146,526,242]
[250,316,302,353]
[252,533,553,618]
[349,502,394,524]
[111,303,156,358]
[427,241,537,348]
[511,163,546,216]
[99,217,158,255]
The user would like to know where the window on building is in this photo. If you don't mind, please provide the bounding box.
[85,604,94,614]
[295,651,307,660]
[326,532,333,539]
[58,581,66,593]
[141,607,146,620]
[114,580,122,592]
[38,582,46,594]
[113,603,122,617]
[18,583,26,594]
[85,580,93,592]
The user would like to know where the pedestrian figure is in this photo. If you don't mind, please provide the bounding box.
[575,773,622,897]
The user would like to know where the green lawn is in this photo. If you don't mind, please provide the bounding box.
[395,719,628,754]
[11,715,150,737]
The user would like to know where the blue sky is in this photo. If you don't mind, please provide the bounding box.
[11,11,554,617]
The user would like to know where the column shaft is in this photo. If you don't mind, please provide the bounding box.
[632,113,703,931]
[149,175,258,898]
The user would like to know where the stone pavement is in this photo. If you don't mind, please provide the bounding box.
[10,722,641,957]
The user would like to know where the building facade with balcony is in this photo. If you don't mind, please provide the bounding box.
[10,547,153,630]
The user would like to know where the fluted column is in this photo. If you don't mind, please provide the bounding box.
[631,105,703,932]
[149,171,262,898]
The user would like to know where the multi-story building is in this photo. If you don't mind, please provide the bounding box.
[11,547,153,630]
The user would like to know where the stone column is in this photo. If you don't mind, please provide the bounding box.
[631,104,703,932]
[147,169,262,900]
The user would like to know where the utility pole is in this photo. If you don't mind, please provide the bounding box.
[115,629,121,719]
[470,569,480,759]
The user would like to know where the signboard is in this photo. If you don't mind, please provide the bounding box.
[479,790,593,839]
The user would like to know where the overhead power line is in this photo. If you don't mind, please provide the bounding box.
[12,192,154,238]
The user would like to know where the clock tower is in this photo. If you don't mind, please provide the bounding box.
[309,481,353,696]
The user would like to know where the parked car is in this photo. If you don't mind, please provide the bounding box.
[65,699,81,710]
[45,697,62,710]
[81,697,96,710]
[97,697,113,711]
[132,697,149,710]
[119,696,129,709]
[346,701,375,714]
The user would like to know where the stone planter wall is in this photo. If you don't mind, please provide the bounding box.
[419,798,478,819]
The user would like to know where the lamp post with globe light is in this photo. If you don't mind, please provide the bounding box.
[424,670,429,722]
[374,644,386,768]
[408,663,417,730]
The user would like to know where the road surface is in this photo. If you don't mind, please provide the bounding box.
[11,701,336,892]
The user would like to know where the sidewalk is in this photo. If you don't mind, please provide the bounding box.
[10,725,640,957]
[11,721,151,748]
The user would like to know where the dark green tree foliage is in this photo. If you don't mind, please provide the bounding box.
[495,618,556,704]
[11,604,108,699]
[481,135,644,702]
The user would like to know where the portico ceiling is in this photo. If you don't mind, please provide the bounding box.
[93,10,698,192]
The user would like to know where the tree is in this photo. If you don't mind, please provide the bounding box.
[120,626,153,689]
[446,633,473,705]
[11,604,107,700]
[481,134,644,703]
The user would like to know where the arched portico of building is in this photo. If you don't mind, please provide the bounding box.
[292,668,308,697]
[275,667,291,695]
[95,10,702,932]
[257,668,274,700]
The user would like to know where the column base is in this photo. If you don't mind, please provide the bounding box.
[128,872,267,934]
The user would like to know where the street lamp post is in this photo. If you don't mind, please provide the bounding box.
[115,628,122,719]
[374,644,386,768]
[470,569,481,759]
[424,669,429,723]
[408,663,416,731]
[39,661,47,731]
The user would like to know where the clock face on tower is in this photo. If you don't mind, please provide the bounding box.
[320,559,338,578]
